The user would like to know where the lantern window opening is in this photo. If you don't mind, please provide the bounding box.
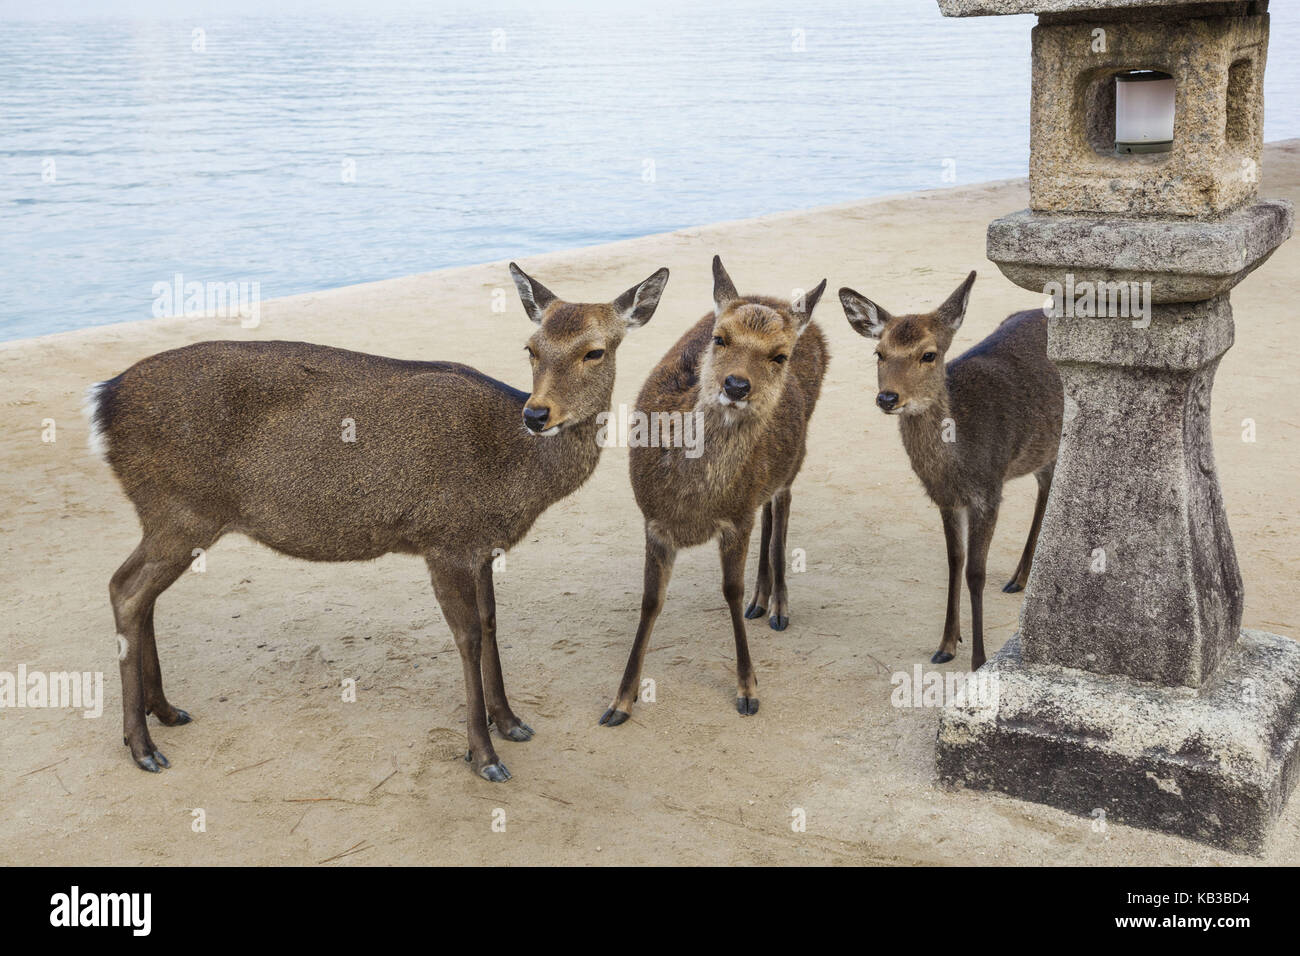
[1115,70,1175,155]
[1226,58,1253,147]
[1081,68,1176,160]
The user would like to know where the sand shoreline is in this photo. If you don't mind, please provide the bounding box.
[0,176,1020,353]
[3,141,1298,865]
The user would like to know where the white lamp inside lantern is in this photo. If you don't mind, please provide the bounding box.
[1115,70,1175,154]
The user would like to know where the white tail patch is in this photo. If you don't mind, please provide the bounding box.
[82,381,110,462]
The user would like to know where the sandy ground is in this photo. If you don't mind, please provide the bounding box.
[3,142,1299,867]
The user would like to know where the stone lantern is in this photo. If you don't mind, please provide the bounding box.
[934,0,1298,852]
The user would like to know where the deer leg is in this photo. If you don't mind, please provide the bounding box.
[721,525,759,714]
[601,529,675,727]
[966,506,1000,671]
[140,601,191,727]
[427,558,508,782]
[475,559,533,743]
[1004,466,1053,594]
[766,487,793,631]
[111,536,199,772]
[744,500,773,619]
[931,507,966,664]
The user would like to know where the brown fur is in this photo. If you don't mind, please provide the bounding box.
[91,262,668,781]
[600,256,828,725]
[840,272,1063,670]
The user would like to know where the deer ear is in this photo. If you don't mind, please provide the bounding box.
[509,262,558,325]
[938,270,977,332]
[612,267,669,329]
[712,255,738,316]
[792,279,827,335]
[839,287,892,339]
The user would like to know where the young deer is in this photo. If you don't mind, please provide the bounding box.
[88,263,668,781]
[600,256,828,726]
[839,272,1062,670]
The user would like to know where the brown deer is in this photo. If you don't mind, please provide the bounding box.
[839,272,1062,670]
[600,256,828,726]
[87,262,668,781]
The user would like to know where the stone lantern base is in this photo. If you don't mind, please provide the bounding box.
[937,630,1300,854]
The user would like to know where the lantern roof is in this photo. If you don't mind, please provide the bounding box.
[937,0,1258,14]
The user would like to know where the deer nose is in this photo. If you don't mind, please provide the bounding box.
[723,375,750,400]
[523,406,550,432]
[876,391,899,411]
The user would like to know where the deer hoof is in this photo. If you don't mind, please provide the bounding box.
[599,707,631,727]
[735,696,760,716]
[498,721,535,742]
[1001,580,1024,594]
[151,706,191,726]
[930,650,955,664]
[133,749,168,773]
[768,614,789,631]
[478,761,511,783]
[744,602,767,620]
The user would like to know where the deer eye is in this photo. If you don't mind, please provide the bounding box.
[921,351,937,363]
[584,349,605,361]
[771,354,788,365]
[524,346,537,359]
[713,336,726,347]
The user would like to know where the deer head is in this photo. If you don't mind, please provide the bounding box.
[510,262,668,435]
[840,271,976,416]
[699,255,826,424]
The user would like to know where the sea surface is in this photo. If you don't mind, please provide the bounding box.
[4,0,1299,340]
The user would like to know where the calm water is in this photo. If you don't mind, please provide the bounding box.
[3,0,1299,340]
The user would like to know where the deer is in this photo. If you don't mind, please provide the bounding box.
[599,256,828,726]
[86,262,668,782]
[838,272,1063,671]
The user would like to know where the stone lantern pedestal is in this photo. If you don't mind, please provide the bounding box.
[935,0,1299,853]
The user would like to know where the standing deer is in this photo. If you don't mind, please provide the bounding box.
[600,256,828,726]
[88,262,668,781]
[839,272,1062,670]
